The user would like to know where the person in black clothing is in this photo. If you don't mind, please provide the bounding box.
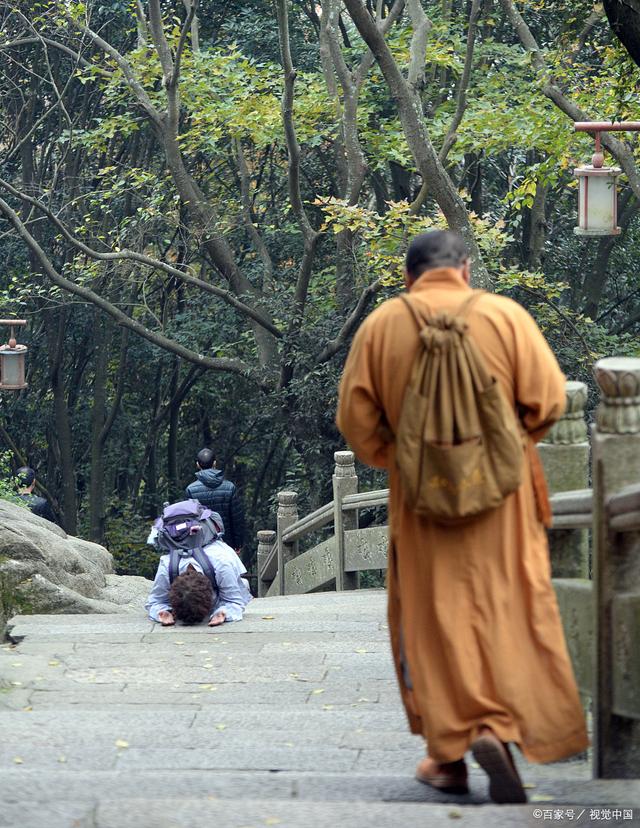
[185,448,245,556]
[15,467,57,524]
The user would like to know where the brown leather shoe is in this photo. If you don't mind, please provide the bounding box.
[471,729,527,804]
[416,756,469,794]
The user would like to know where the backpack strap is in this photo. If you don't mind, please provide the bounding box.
[191,547,218,591]
[168,549,180,584]
[456,289,485,318]
[400,294,432,329]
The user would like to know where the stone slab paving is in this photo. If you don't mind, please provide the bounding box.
[1,590,639,827]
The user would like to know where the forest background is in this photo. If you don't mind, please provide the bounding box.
[0,0,639,578]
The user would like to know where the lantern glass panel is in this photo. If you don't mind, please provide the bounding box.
[0,347,26,390]
[574,166,620,236]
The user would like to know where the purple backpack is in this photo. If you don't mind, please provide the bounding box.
[153,500,224,586]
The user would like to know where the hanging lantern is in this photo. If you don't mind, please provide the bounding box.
[0,320,27,391]
[574,164,621,237]
[573,127,620,236]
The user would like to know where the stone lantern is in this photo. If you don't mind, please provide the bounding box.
[0,319,28,391]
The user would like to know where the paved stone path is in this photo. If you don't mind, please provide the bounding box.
[1,590,639,827]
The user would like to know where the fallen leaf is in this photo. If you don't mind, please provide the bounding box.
[531,794,554,802]
[262,616,275,620]
[265,819,282,826]
[13,757,23,764]
[322,704,334,710]
[58,756,67,764]
[174,641,185,646]
[284,741,294,747]
[48,660,60,667]
[357,698,371,703]
[216,723,226,731]
[354,649,369,654]
[22,706,32,712]
[207,795,218,800]
[11,681,22,687]
[311,689,325,695]
[448,808,462,819]
[11,662,22,667]
[114,739,129,749]
[523,783,537,789]
[470,762,480,769]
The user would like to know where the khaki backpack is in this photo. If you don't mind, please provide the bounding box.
[395,291,523,524]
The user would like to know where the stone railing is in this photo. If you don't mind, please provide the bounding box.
[256,357,640,778]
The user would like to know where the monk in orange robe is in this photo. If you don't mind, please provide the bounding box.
[336,230,588,804]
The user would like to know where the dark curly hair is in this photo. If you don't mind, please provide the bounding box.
[168,566,214,624]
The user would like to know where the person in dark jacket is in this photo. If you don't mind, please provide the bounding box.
[15,467,57,524]
[185,448,245,555]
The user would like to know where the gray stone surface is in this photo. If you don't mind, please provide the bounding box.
[1,590,635,825]
[0,498,152,619]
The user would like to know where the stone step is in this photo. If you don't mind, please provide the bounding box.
[1,792,638,828]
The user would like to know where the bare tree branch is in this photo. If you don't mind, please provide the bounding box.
[439,0,482,164]
[0,178,283,338]
[0,195,265,385]
[499,0,640,200]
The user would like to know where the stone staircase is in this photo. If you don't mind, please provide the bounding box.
[1,590,638,828]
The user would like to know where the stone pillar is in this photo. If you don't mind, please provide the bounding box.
[540,380,590,578]
[276,491,298,597]
[333,451,359,592]
[592,357,640,778]
[256,529,276,598]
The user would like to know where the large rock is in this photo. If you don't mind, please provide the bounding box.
[0,499,152,620]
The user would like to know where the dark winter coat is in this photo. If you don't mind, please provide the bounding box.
[185,469,245,550]
[19,493,57,524]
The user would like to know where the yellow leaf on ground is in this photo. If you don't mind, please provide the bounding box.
[22,706,32,712]
[13,757,23,764]
[265,819,282,826]
[448,809,462,819]
[311,689,325,695]
[114,739,129,749]
[216,724,226,731]
[523,783,537,789]
[354,649,369,654]
[262,616,275,620]
[531,794,554,802]
[58,756,67,763]
[48,660,60,666]
[322,704,334,710]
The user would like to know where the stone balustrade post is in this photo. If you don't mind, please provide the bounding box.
[256,529,276,598]
[276,491,298,596]
[333,450,359,591]
[539,380,590,578]
[592,357,640,778]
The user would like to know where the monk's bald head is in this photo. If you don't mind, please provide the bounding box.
[405,231,469,281]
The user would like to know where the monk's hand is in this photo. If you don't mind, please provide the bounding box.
[208,611,226,627]
[158,610,175,626]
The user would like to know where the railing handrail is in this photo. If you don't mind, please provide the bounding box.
[342,489,389,510]
[282,501,335,542]
[607,482,640,532]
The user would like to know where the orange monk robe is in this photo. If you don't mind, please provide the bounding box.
[336,267,589,764]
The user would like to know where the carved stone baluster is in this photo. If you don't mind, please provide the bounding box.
[333,451,359,591]
[276,491,298,597]
[256,529,276,598]
[592,357,640,778]
[540,380,590,579]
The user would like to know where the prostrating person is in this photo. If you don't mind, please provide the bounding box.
[145,500,251,626]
